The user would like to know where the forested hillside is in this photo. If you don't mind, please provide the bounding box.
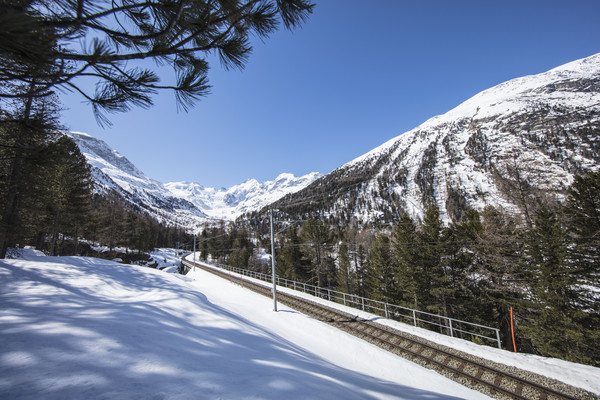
[202,172,600,366]
[0,96,192,258]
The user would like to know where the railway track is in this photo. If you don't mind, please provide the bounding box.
[182,259,596,400]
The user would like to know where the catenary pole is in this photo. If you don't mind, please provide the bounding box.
[270,209,278,312]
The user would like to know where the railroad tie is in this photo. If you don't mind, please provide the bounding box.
[538,389,547,400]
[442,355,452,367]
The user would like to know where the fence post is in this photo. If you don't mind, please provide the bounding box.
[412,309,417,327]
[495,329,502,349]
[343,293,346,306]
[385,303,389,319]
[449,318,454,337]
[362,297,365,311]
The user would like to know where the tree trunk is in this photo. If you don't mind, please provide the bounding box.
[50,209,60,256]
[0,87,34,258]
[0,148,24,258]
[497,304,515,352]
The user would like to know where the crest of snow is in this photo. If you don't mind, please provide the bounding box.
[348,53,600,169]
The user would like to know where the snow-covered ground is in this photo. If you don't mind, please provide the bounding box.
[2,250,599,399]
[149,248,186,273]
[1,250,493,399]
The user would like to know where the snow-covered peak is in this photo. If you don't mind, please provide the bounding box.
[163,181,206,197]
[286,53,600,225]
[165,172,322,220]
[434,52,600,125]
[67,130,321,226]
[67,131,149,183]
[347,52,600,169]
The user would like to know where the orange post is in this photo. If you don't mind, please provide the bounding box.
[510,306,517,353]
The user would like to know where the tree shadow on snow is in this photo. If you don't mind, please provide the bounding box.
[0,257,473,400]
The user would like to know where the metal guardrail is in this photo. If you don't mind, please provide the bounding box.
[183,258,502,349]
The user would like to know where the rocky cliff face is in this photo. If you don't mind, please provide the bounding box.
[270,53,600,224]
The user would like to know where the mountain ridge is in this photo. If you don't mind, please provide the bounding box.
[67,131,321,229]
[70,53,600,228]
[164,171,321,220]
[265,53,600,225]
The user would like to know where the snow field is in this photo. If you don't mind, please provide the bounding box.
[1,252,491,399]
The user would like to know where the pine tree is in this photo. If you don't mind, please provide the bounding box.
[473,206,525,351]
[443,209,484,322]
[354,244,372,298]
[367,234,396,303]
[199,229,209,261]
[278,226,309,281]
[0,91,62,257]
[336,242,355,293]
[229,227,253,268]
[41,136,92,255]
[419,206,450,316]
[301,219,331,287]
[99,191,127,253]
[566,171,600,291]
[519,207,594,363]
[562,171,600,365]
[392,213,421,309]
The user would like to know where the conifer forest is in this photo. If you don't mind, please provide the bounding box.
[197,174,600,366]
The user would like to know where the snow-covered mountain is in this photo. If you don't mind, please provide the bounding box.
[67,131,320,229]
[165,172,321,220]
[67,131,209,230]
[71,53,600,228]
[270,53,600,224]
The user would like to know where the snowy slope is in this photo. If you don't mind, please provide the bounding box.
[165,172,321,220]
[67,131,210,230]
[68,131,320,227]
[1,252,492,399]
[274,53,600,224]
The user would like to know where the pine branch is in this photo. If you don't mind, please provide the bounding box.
[0,0,315,121]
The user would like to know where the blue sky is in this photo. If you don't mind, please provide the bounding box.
[59,0,600,188]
